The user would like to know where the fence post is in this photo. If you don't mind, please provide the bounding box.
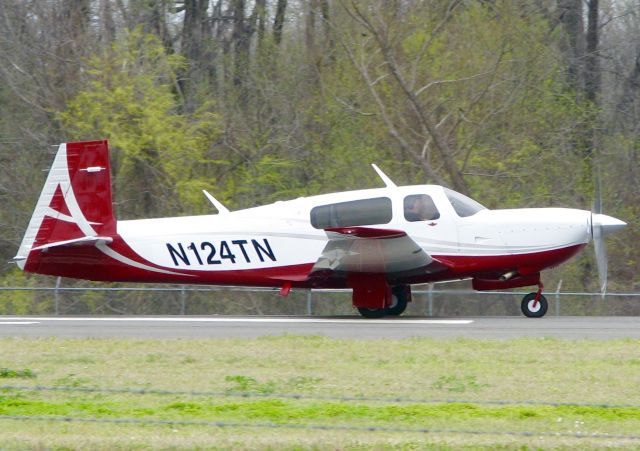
[54,277,61,315]
[180,285,186,315]
[427,283,434,317]
[306,290,313,316]
[555,279,563,317]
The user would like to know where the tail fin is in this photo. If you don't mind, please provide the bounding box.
[14,140,116,271]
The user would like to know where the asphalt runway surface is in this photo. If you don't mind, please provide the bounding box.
[0,316,639,339]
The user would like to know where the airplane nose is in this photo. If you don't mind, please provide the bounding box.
[592,213,627,237]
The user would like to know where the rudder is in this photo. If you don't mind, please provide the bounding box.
[14,140,116,271]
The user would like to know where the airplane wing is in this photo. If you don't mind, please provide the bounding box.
[311,226,433,275]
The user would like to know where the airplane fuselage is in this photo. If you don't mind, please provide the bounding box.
[15,141,626,317]
[29,185,590,287]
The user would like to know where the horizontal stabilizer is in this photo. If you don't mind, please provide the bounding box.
[30,235,113,251]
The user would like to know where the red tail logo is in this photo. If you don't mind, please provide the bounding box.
[16,140,116,270]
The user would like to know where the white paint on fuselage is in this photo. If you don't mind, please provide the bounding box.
[117,185,593,271]
[457,208,592,256]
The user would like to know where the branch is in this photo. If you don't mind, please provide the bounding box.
[345,0,470,193]
[409,0,462,90]
[331,8,446,185]
[415,70,493,97]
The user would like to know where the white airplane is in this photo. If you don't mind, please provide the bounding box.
[13,140,627,318]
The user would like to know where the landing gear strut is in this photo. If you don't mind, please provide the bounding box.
[521,284,548,318]
[354,283,411,318]
[354,282,411,318]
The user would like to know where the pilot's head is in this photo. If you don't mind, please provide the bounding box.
[407,196,437,221]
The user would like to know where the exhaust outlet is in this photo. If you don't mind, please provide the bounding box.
[500,271,517,281]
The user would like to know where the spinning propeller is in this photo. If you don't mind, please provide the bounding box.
[590,176,627,296]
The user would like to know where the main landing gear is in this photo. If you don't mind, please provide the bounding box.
[355,285,410,318]
[521,285,548,318]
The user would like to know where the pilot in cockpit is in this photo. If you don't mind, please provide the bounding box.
[404,195,439,222]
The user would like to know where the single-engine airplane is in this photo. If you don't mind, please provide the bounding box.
[13,140,627,318]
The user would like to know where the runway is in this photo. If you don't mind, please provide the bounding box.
[0,316,639,339]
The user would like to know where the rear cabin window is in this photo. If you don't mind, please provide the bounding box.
[404,194,440,222]
[310,197,392,229]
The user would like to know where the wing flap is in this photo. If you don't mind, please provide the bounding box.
[312,226,432,274]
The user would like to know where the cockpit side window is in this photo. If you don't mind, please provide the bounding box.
[404,194,440,222]
[444,188,487,217]
[310,197,392,229]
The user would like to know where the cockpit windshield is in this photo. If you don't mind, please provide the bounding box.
[444,188,487,217]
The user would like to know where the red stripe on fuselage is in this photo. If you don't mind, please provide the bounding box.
[432,244,586,276]
[396,243,586,286]
[26,238,586,290]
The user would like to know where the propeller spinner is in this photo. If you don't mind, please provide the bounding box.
[592,213,627,292]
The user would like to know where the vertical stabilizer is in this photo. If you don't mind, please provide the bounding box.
[15,140,116,271]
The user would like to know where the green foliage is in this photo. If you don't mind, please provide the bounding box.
[0,268,50,315]
[327,1,595,207]
[58,28,222,217]
[0,368,35,379]
[227,154,307,205]
[1,0,636,294]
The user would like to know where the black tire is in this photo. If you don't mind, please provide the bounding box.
[521,292,548,318]
[357,307,386,318]
[386,286,409,316]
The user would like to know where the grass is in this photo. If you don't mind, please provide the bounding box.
[0,368,35,379]
[0,336,640,449]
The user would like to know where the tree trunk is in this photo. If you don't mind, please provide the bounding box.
[255,0,266,46]
[584,0,600,104]
[232,0,248,88]
[557,0,584,91]
[273,0,287,45]
[182,0,210,67]
[99,0,116,47]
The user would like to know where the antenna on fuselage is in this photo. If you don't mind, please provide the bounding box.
[202,190,230,214]
[371,164,397,188]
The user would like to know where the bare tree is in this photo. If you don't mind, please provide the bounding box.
[333,1,482,193]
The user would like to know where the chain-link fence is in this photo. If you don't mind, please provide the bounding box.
[1,281,639,316]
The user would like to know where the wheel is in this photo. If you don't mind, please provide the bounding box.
[385,286,409,316]
[357,307,386,318]
[521,292,548,318]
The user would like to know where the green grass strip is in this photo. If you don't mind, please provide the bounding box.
[2,395,640,425]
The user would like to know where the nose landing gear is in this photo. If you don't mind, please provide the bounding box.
[521,284,548,318]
